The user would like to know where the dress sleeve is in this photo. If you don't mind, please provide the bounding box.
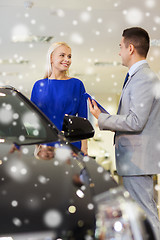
[77,81,88,119]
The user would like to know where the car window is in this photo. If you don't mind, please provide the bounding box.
[0,88,59,145]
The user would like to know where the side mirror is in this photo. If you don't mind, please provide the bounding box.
[62,115,94,142]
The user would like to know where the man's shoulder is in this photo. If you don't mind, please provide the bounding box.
[133,63,157,79]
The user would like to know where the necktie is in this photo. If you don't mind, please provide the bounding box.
[122,72,129,89]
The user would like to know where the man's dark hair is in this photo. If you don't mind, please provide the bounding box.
[122,27,150,58]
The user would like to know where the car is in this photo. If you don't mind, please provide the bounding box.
[0,86,157,240]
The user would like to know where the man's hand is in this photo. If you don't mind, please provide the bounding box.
[88,98,101,119]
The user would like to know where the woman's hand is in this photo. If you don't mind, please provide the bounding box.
[81,139,88,155]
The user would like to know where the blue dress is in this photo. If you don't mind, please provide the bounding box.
[31,78,88,149]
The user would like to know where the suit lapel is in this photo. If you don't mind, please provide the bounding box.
[117,63,149,114]
[117,76,131,114]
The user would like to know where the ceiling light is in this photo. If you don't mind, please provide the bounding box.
[24,1,34,9]
[0,72,19,76]
[94,61,121,66]
[151,39,160,46]
[0,59,29,64]
[12,35,54,43]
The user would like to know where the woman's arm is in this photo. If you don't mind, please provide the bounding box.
[81,139,88,155]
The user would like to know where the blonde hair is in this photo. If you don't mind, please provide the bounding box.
[44,42,71,79]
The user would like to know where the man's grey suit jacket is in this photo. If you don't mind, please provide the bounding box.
[98,63,160,176]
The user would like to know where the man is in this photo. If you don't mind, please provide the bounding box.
[89,27,160,237]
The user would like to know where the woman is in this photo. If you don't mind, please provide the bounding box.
[31,42,88,155]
